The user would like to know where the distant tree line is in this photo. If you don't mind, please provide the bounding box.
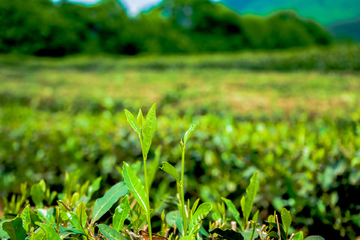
[0,0,332,56]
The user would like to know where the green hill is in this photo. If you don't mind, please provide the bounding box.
[222,0,360,26]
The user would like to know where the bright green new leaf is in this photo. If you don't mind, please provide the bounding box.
[88,177,102,198]
[137,109,144,129]
[66,212,85,234]
[36,222,61,240]
[241,172,260,224]
[180,236,195,240]
[292,231,304,240]
[188,202,212,235]
[35,209,55,224]
[20,204,41,232]
[124,109,141,135]
[184,122,199,146]
[113,195,130,232]
[222,197,243,231]
[240,228,259,240]
[75,201,87,228]
[2,217,27,240]
[304,236,325,240]
[160,162,180,182]
[92,182,129,222]
[166,210,182,228]
[191,198,200,216]
[281,208,292,235]
[142,103,157,158]
[31,184,44,207]
[122,162,150,213]
[252,210,259,223]
[98,224,128,240]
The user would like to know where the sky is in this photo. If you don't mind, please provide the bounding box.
[52,0,162,15]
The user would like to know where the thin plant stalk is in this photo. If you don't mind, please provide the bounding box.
[180,144,187,236]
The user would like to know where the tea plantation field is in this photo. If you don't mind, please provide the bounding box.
[1,49,360,239]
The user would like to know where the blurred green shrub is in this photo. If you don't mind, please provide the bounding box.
[0,0,332,56]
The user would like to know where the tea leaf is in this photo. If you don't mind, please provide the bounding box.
[292,231,304,240]
[75,201,87,228]
[188,202,212,235]
[160,162,180,182]
[20,204,41,232]
[241,172,259,224]
[304,236,325,240]
[36,222,61,240]
[88,176,102,198]
[92,182,129,222]
[2,217,27,240]
[31,184,44,207]
[148,146,162,189]
[122,162,150,213]
[222,197,243,231]
[166,210,182,228]
[125,109,141,135]
[97,224,128,240]
[66,212,86,234]
[240,228,259,240]
[137,109,144,129]
[35,209,55,224]
[184,122,199,146]
[142,103,157,158]
[113,195,130,232]
[281,208,291,235]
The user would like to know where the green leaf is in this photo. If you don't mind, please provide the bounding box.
[252,210,259,223]
[184,122,199,146]
[268,222,287,240]
[92,182,129,223]
[292,232,304,240]
[97,224,128,240]
[199,225,209,238]
[20,204,41,232]
[142,103,157,158]
[160,162,180,182]
[241,172,260,224]
[281,208,292,235]
[191,198,200,216]
[0,220,10,239]
[240,228,259,240]
[188,202,212,235]
[32,227,47,240]
[66,212,86,234]
[148,146,161,189]
[35,209,55,224]
[113,195,130,232]
[124,109,140,135]
[210,228,244,240]
[122,162,150,214]
[137,109,144,129]
[2,217,26,240]
[88,177,102,198]
[36,222,61,240]
[304,236,325,240]
[166,210,182,228]
[31,184,44,207]
[222,197,243,231]
[75,201,87,228]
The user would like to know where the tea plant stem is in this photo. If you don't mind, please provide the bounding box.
[180,146,187,236]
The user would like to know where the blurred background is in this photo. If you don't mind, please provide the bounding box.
[1,0,360,239]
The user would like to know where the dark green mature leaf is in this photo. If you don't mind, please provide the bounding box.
[211,228,244,240]
[184,122,199,146]
[240,172,259,224]
[31,184,44,207]
[268,222,287,240]
[304,236,325,240]
[59,226,86,238]
[2,217,26,240]
[124,109,140,135]
[92,182,129,223]
[122,162,150,214]
[97,224,128,240]
[88,177,102,198]
[292,232,304,240]
[66,212,85,234]
[199,225,209,238]
[281,208,291,235]
[20,204,41,232]
[36,222,61,240]
[222,197,243,231]
[267,231,279,239]
[113,195,130,232]
[0,220,10,239]
[142,103,157,158]
[188,202,212,235]
[160,162,180,182]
